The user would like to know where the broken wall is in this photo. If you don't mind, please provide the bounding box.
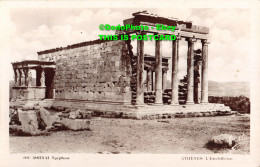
[38,40,132,104]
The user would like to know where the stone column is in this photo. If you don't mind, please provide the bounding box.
[201,39,209,103]
[155,35,163,105]
[152,71,154,91]
[147,68,152,91]
[195,61,202,103]
[162,68,168,91]
[171,35,181,105]
[40,69,46,87]
[186,37,196,104]
[136,32,145,105]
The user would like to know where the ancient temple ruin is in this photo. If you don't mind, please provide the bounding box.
[11,11,231,119]
[12,60,55,100]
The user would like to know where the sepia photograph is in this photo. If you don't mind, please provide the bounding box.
[1,1,260,167]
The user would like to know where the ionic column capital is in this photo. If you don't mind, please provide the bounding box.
[186,36,197,43]
[175,34,182,41]
[201,39,210,45]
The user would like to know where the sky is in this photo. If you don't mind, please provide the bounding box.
[8,8,251,82]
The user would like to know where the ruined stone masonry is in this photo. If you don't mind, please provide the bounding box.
[38,40,132,103]
[11,11,232,119]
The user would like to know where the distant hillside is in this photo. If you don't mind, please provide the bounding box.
[165,80,250,97]
[208,81,250,97]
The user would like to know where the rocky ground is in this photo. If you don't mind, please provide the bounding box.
[9,115,250,154]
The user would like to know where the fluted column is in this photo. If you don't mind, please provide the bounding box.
[152,71,154,91]
[147,68,152,91]
[136,32,145,105]
[195,61,202,103]
[171,35,181,105]
[201,39,209,103]
[155,35,163,105]
[162,68,168,91]
[186,37,196,104]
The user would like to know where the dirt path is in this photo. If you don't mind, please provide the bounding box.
[10,116,250,154]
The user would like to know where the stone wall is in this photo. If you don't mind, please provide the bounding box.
[38,40,132,104]
[12,87,46,100]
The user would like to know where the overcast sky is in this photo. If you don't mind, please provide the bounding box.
[8,8,251,82]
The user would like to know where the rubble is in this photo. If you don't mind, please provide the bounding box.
[10,105,92,135]
[9,108,20,125]
[18,109,43,135]
[39,107,60,128]
[207,134,236,149]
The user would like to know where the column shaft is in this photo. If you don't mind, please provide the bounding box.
[152,71,154,91]
[155,38,163,105]
[171,37,181,105]
[147,68,152,91]
[136,35,145,105]
[162,69,167,91]
[201,40,209,103]
[195,61,202,103]
[186,37,196,104]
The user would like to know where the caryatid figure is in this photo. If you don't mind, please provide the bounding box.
[20,70,25,86]
[16,69,21,86]
[40,70,45,87]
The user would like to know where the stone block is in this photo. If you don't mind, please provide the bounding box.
[69,109,80,119]
[40,107,61,128]
[174,114,185,118]
[194,112,204,117]
[209,134,236,148]
[61,118,90,130]
[18,110,41,135]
